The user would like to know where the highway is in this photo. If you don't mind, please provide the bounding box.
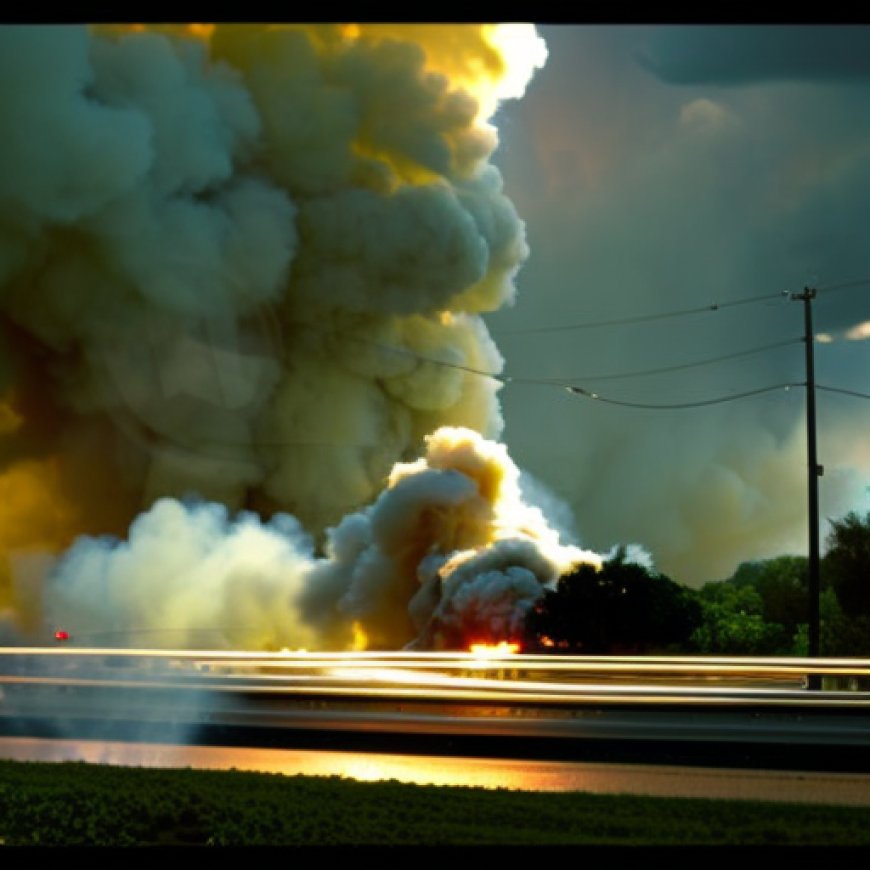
[3,648,870,772]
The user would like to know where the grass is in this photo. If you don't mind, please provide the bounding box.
[0,758,869,846]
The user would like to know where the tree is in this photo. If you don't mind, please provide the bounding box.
[790,587,870,657]
[690,581,789,655]
[824,511,870,617]
[730,555,810,639]
[525,548,701,654]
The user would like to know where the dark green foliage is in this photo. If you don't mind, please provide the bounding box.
[730,555,811,638]
[692,554,830,655]
[824,510,870,617]
[804,588,870,657]
[694,530,870,656]
[1,759,870,845]
[690,580,791,655]
[525,520,870,656]
[526,548,701,654]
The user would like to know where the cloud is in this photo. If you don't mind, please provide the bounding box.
[488,24,870,584]
[639,25,870,86]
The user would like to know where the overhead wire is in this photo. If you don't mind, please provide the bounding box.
[817,384,870,401]
[816,277,870,296]
[563,382,803,410]
[490,273,870,337]
[294,274,867,410]
[339,331,808,412]
[514,336,803,385]
[340,331,505,382]
[337,329,805,396]
[491,289,789,336]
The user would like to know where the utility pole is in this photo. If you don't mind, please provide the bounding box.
[792,287,821,689]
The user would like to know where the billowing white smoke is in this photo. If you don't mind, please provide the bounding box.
[46,500,320,650]
[47,427,598,649]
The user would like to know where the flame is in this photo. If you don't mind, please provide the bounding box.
[468,640,520,658]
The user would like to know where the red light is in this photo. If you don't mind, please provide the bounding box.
[54,630,70,642]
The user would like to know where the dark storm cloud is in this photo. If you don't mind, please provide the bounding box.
[639,26,870,85]
[489,24,870,584]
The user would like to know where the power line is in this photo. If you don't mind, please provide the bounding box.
[491,273,870,338]
[564,382,802,410]
[516,336,803,385]
[562,378,870,411]
[341,332,506,382]
[294,299,864,406]
[491,290,789,336]
[290,321,508,382]
[816,277,870,296]
[817,384,870,401]
[325,326,803,390]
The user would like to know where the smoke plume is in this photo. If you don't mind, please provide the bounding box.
[46,427,596,649]
[0,23,593,649]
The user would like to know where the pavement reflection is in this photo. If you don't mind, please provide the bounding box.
[2,736,870,806]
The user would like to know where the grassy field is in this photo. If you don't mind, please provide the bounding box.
[1,758,870,846]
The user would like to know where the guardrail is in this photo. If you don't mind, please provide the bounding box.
[3,649,870,770]
[3,648,870,701]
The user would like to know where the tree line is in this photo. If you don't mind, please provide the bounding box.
[524,511,870,656]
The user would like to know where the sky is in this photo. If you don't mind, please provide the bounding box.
[488,24,870,584]
[0,23,868,649]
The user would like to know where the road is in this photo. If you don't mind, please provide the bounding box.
[3,648,870,774]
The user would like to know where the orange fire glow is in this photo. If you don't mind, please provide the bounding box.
[468,641,520,658]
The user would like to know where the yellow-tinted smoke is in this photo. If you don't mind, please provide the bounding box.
[0,23,554,644]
